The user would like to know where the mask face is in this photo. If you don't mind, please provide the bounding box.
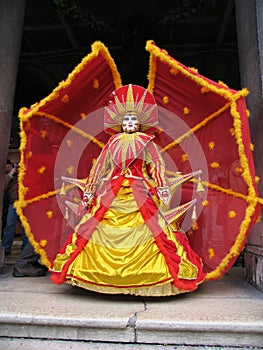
[122,113,140,133]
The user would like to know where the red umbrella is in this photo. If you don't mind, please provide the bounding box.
[145,40,262,280]
[16,42,122,267]
[16,40,262,281]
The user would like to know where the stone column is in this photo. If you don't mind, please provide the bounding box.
[235,0,263,290]
[0,0,26,234]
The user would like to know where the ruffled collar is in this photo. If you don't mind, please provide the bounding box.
[108,132,155,170]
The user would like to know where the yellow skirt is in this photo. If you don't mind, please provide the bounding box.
[52,180,199,296]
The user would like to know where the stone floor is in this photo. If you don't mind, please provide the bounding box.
[0,240,262,349]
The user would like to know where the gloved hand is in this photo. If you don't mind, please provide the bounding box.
[157,186,171,206]
[82,191,94,207]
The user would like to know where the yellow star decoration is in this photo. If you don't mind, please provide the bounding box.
[46,211,53,219]
[208,141,215,150]
[228,210,236,218]
[163,96,169,104]
[246,109,250,118]
[73,196,81,204]
[208,247,215,259]
[66,139,73,147]
[250,143,254,151]
[229,128,235,136]
[202,199,209,206]
[210,162,220,168]
[255,176,260,184]
[181,154,188,162]
[67,166,74,174]
[183,107,190,115]
[26,151,33,159]
[235,166,243,174]
[25,121,31,130]
[39,239,47,247]
[80,113,87,119]
[256,215,261,223]
[38,166,46,174]
[40,130,47,138]
[93,78,99,89]
[201,86,210,94]
[61,94,69,103]
[170,68,178,76]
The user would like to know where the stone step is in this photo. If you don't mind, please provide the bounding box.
[0,338,261,350]
[0,259,262,349]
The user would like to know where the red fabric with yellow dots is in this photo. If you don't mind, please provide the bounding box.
[16,40,262,281]
[146,41,262,279]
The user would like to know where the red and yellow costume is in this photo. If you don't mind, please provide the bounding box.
[50,84,206,296]
[16,41,262,295]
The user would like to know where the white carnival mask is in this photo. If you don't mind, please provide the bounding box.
[122,112,140,133]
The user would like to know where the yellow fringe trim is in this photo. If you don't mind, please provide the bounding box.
[16,41,122,267]
[146,40,249,101]
[145,40,262,280]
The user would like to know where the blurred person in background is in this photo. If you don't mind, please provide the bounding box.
[1,159,28,256]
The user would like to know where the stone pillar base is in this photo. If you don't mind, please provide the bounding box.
[244,244,263,291]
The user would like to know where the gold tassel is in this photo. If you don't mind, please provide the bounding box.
[192,221,199,230]
[60,182,66,196]
[196,175,205,195]
[191,205,198,230]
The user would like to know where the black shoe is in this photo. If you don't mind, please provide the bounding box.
[32,261,48,272]
[13,265,47,277]
[4,250,11,257]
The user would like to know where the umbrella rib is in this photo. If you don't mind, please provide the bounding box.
[203,181,263,204]
[36,111,105,149]
[160,102,231,153]
[19,183,77,207]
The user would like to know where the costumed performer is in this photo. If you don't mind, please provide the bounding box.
[50,84,206,296]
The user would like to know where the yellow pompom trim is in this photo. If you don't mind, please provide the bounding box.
[218,80,228,88]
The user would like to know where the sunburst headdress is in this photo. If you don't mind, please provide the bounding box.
[104,84,159,134]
